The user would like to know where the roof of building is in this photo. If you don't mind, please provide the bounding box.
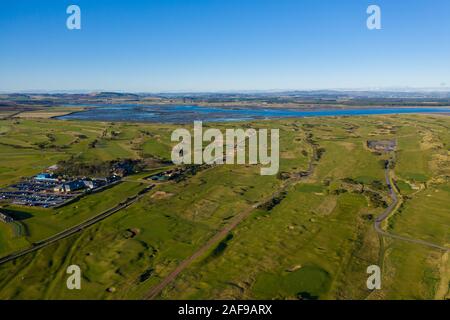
[35,173,57,180]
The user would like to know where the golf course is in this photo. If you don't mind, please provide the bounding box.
[0,113,449,300]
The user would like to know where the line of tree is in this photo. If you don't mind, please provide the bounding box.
[54,158,144,178]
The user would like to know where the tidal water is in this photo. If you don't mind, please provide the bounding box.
[57,104,450,123]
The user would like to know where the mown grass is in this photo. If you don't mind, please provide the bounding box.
[0,115,449,300]
[252,266,331,299]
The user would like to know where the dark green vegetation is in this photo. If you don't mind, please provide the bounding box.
[252,266,331,300]
[0,114,449,300]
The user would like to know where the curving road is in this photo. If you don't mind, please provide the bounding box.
[0,185,155,266]
[374,162,449,252]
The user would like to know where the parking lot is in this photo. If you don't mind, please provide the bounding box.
[0,176,116,208]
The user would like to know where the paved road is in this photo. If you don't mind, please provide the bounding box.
[0,185,155,266]
[0,131,257,268]
[374,163,449,252]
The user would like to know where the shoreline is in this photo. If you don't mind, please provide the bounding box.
[50,106,450,124]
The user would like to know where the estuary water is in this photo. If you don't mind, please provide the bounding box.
[57,104,450,123]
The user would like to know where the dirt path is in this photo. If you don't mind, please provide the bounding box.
[435,251,450,299]
[143,174,308,299]
[143,202,260,299]
[144,136,318,300]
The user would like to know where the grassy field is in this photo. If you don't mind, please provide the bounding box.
[0,115,448,300]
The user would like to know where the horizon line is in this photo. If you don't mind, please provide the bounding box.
[2,87,450,95]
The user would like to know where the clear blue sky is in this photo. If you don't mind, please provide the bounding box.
[1,0,449,92]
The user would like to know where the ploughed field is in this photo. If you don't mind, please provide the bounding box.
[0,114,448,299]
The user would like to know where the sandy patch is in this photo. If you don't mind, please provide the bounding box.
[338,141,356,151]
[435,251,450,300]
[281,151,296,159]
[151,191,174,199]
[314,196,337,216]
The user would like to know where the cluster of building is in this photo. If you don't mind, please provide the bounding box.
[149,170,179,182]
[0,172,121,208]
[35,173,120,193]
[148,166,194,182]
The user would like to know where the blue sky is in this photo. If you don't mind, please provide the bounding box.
[1,0,449,92]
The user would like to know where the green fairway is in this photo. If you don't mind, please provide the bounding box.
[0,115,449,300]
[252,266,331,300]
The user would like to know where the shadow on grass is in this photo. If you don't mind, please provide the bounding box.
[2,209,33,221]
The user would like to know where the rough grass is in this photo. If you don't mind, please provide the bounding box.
[0,115,449,300]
